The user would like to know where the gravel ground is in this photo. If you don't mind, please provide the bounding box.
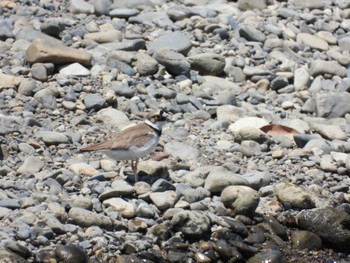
[0,0,350,262]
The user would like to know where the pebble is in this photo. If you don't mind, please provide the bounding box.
[274,182,315,209]
[221,185,260,217]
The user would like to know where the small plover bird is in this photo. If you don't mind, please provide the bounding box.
[79,110,166,182]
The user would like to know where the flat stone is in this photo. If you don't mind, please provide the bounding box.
[83,94,106,110]
[0,73,22,90]
[188,53,225,76]
[312,123,347,141]
[150,191,176,210]
[164,141,199,161]
[25,38,92,66]
[59,63,90,76]
[148,31,191,56]
[103,198,136,218]
[239,24,266,42]
[69,162,99,177]
[68,207,114,229]
[17,156,44,174]
[153,49,191,76]
[229,117,269,133]
[36,131,70,145]
[95,108,130,130]
[237,0,267,10]
[315,92,350,118]
[308,60,346,77]
[297,33,329,51]
[204,166,248,193]
[109,8,140,18]
[70,0,94,14]
[84,30,122,43]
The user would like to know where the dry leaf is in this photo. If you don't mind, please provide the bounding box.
[260,124,300,140]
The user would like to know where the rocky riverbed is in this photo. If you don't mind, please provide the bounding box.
[0,0,350,262]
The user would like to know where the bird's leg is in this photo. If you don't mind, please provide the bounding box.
[131,160,138,182]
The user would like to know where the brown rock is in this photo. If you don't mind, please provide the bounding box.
[25,38,92,66]
[0,73,22,90]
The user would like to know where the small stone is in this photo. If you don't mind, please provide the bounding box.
[59,63,90,77]
[17,156,44,174]
[103,198,136,218]
[150,191,176,210]
[204,166,248,193]
[274,182,315,209]
[221,185,259,217]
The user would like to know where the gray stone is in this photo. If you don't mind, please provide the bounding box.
[237,0,267,10]
[312,123,347,141]
[241,171,271,190]
[95,108,130,130]
[339,36,350,52]
[18,78,37,96]
[129,11,174,29]
[315,92,350,118]
[188,53,225,76]
[17,156,44,174]
[136,53,159,76]
[239,140,262,157]
[239,24,266,42]
[297,33,329,51]
[153,49,191,76]
[83,94,106,110]
[308,60,346,77]
[221,185,260,217]
[148,32,192,56]
[204,166,248,193]
[0,249,27,263]
[171,210,210,237]
[293,0,325,9]
[68,207,114,229]
[36,131,70,145]
[164,141,199,161]
[70,0,94,14]
[109,8,140,18]
[150,191,176,210]
[303,138,333,154]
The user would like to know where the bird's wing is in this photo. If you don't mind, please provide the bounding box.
[79,123,156,152]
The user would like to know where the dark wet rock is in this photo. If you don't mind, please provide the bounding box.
[296,207,350,252]
[247,250,286,263]
[291,230,322,250]
[55,244,88,263]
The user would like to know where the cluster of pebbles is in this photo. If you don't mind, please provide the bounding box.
[0,0,350,262]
